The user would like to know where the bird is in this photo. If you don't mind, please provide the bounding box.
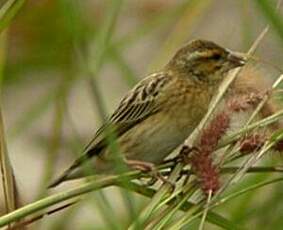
[49,39,246,188]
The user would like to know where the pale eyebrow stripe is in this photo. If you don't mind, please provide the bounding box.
[187,50,221,60]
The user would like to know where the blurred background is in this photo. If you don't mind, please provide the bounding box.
[1,0,283,229]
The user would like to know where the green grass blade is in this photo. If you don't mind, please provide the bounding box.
[255,0,283,43]
[0,0,26,34]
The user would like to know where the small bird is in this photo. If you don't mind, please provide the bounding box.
[49,39,246,187]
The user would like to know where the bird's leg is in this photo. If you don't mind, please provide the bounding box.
[125,159,174,189]
[161,146,198,182]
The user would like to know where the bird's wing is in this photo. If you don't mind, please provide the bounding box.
[48,72,170,187]
[83,72,170,154]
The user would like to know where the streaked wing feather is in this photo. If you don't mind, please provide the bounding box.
[84,72,169,154]
[48,73,171,187]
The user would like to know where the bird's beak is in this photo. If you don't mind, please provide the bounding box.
[227,52,247,67]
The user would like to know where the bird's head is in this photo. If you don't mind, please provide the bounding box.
[167,39,246,84]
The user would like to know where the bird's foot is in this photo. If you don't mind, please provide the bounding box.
[178,145,199,164]
[163,146,198,166]
[125,159,174,189]
[161,146,198,183]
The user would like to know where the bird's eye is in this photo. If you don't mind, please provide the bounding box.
[213,54,221,60]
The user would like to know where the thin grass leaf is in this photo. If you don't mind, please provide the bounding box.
[83,1,135,229]
[219,108,283,147]
[8,90,57,140]
[213,177,283,208]
[4,200,78,230]
[247,74,283,125]
[221,166,283,174]
[0,165,237,229]
[228,173,271,224]
[168,206,204,230]
[0,22,22,229]
[36,88,66,200]
[55,0,137,227]
[0,170,143,227]
[114,0,195,50]
[0,32,7,88]
[198,190,212,230]
[150,185,198,230]
[213,75,283,198]
[0,0,26,34]
[127,165,182,230]
[215,141,274,202]
[171,176,283,229]
[255,0,283,43]
[120,182,239,230]
[49,200,80,229]
[0,107,17,213]
[109,47,138,87]
[149,0,213,70]
[240,1,254,49]
[255,181,283,228]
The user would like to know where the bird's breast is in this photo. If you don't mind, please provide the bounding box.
[163,79,214,134]
[119,80,215,164]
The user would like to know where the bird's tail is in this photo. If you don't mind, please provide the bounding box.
[48,154,90,188]
[48,167,76,188]
[48,142,105,188]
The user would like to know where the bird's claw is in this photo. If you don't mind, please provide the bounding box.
[125,159,175,191]
[178,145,199,164]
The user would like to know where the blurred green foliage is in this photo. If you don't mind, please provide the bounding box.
[0,0,283,229]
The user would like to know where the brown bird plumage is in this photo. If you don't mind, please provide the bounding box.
[49,39,246,187]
